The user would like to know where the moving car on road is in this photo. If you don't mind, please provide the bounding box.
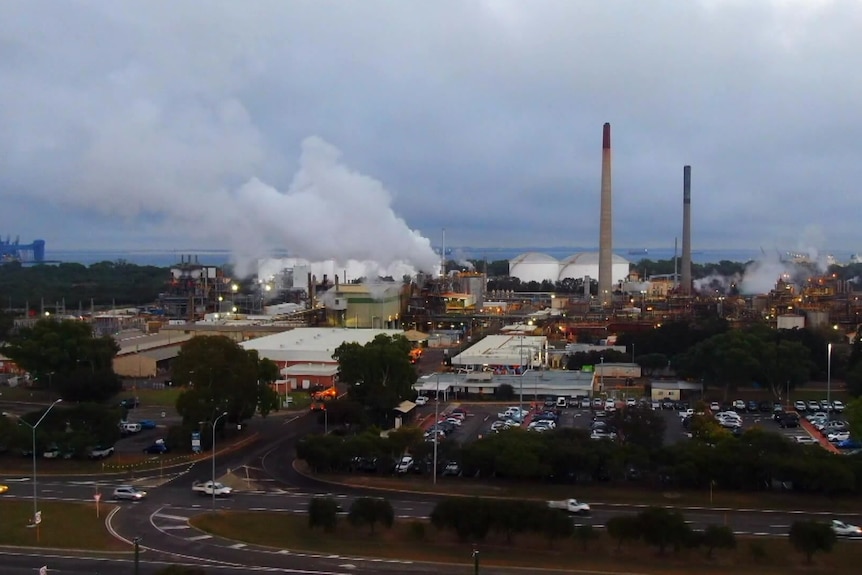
[547,499,591,516]
[113,485,147,501]
[192,480,233,496]
[831,520,862,536]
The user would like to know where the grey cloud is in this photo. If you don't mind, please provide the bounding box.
[2,0,862,265]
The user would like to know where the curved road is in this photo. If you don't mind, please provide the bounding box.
[2,409,860,573]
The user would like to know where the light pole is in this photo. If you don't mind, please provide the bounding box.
[433,373,440,485]
[518,336,524,416]
[211,411,228,511]
[133,536,142,575]
[827,343,833,411]
[17,398,62,535]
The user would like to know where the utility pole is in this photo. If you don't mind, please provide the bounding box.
[133,537,141,575]
[472,546,480,575]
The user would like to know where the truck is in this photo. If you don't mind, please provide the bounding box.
[192,480,233,497]
[547,499,591,516]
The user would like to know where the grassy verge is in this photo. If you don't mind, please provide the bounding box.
[0,500,128,551]
[114,386,184,408]
[191,511,859,574]
[0,387,61,403]
[314,469,862,513]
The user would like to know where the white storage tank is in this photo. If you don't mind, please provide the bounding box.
[509,252,560,283]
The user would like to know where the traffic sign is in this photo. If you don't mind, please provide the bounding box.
[34,510,42,525]
[94,493,101,502]
[39,566,47,575]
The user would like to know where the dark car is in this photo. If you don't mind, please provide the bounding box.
[747,400,759,412]
[119,397,140,409]
[759,401,772,413]
[143,442,169,454]
[661,400,675,410]
[778,413,800,428]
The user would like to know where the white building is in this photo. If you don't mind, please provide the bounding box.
[508,251,629,284]
[240,327,404,365]
[451,334,547,372]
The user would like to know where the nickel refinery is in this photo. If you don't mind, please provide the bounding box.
[58,124,862,347]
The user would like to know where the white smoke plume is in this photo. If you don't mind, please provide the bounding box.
[74,124,439,276]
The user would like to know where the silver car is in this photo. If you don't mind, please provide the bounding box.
[113,485,147,501]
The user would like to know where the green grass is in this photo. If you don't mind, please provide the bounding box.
[191,511,860,574]
[0,500,128,551]
[113,386,184,408]
[0,386,61,403]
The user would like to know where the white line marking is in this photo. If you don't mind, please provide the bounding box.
[187,534,213,541]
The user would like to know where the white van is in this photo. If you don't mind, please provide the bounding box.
[556,397,568,408]
[121,422,142,434]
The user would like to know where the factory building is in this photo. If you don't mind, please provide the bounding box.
[508,252,629,285]
[321,282,404,328]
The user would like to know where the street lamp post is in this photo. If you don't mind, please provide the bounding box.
[211,411,228,511]
[17,398,62,537]
[518,336,524,416]
[827,343,833,411]
[433,373,440,485]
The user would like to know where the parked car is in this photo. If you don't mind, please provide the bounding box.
[88,445,115,459]
[414,396,428,406]
[143,440,169,454]
[580,397,592,409]
[592,398,603,409]
[661,399,675,410]
[441,461,461,476]
[709,402,720,412]
[778,414,799,428]
[794,400,807,413]
[732,400,746,411]
[836,438,862,450]
[604,399,616,411]
[746,400,759,412]
[828,431,851,443]
[137,420,157,430]
[651,400,660,410]
[794,436,819,445]
[833,400,845,413]
[758,401,772,412]
[807,400,820,412]
[625,397,636,407]
[113,485,147,501]
[395,456,414,474]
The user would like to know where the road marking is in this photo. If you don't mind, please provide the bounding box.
[153,513,190,522]
[228,543,247,549]
[186,534,213,541]
[769,524,790,528]
[160,525,191,530]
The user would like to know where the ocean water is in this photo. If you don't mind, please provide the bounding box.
[41,246,837,268]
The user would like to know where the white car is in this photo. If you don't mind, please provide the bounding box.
[625,398,636,407]
[414,396,428,406]
[831,520,862,536]
[444,417,462,426]
[733,400,746,411]
[651,400,660,410]
[827,431,850,443]
[794,400,807,412]
[604,399,616,411]
[395,456,414,474]
[794,436,819,445]
[709,402,720,412]
[833,400,845,413]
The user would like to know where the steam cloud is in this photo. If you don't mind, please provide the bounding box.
[72,110,439,276]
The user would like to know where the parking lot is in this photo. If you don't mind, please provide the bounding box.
[413,396,838,449]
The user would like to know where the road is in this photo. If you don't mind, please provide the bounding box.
[2,405,861,574]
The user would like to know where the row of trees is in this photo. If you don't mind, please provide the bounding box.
[308,496,395,534]
[306,494,837,564]
[299,415,862,496]
[0,402,123,455]
[0,260,169,307]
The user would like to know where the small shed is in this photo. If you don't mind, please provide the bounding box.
[650,380,704,401]
[393,400,417,429]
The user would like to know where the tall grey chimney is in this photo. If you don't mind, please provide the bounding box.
[681,165,692,295]
[598,123,613,307]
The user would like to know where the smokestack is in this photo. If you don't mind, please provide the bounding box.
[598,123,613,307]
[681,165,692,295]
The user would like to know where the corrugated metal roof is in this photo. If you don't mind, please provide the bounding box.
[138,345,183,362]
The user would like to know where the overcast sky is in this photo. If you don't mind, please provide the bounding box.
[2,0,861,271]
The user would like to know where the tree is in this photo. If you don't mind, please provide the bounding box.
[1,318,122,401]
[609,405,666,451]
[0,310,14,341]
[540,508,574,548]
[637,353,670,377]
[334,334,417,424]
[846,397,862,439]
[701,524,736,559]
[606,515,642,551]
[788,520,836,564]
[637,507,691,555]
[308,497,340,533]
[347,497,394,534]
[573,524,599,551]
[172,336,278,426]
[494,383,515,400]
